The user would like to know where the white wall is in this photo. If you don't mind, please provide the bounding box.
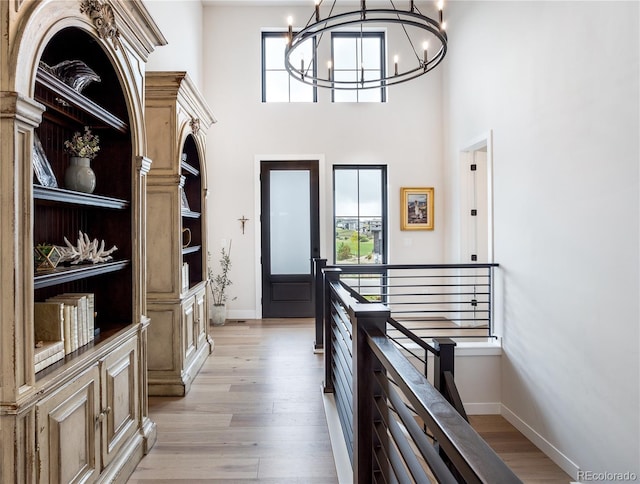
[144,0,205,90]
[203,5,445,318]
[443,1,639,477]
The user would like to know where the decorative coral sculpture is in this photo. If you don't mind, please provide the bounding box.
[59,231,117,264]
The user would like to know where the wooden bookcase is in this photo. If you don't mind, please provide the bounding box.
[33,31,134,359]
[0,1,166,482]
[145,72,216,396]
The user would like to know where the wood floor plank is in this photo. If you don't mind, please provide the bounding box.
[130,454,259,480]
[129,319,339,483]
[469,415,572,483]
[130,318,571,483]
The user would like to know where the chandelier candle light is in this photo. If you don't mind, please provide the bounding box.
[285,0,448,90]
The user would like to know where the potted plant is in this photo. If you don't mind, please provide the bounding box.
[63,126,100,193]
[208,241,235,326]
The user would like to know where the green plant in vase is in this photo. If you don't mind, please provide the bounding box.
[208,241,236,326]
[63,126,100,193]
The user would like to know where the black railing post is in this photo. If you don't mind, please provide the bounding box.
[432,337,456,394]
[488,265,494,337]
[313,258,327,352]
[432,336,467,476]
[433,336,468,422]
[350,302,390,484]
[323,267,341,394]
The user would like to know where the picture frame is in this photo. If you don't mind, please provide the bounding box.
[401,187,434,230]
[32,133,58,188]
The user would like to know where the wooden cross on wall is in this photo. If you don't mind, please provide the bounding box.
[238,215,249,234]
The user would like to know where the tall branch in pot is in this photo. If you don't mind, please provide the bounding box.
[208,241,235,306]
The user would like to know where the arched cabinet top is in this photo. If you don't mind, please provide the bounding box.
[6,0,166,96]
[145,71,216,181]
[5,0,166,156]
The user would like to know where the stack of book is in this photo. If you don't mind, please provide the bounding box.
[34,302,65,372]
[182,262,189,292]
[34,293,95,371]
[34,341,65,373]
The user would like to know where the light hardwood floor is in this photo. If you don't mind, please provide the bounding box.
[129,318,338,483]
[129,318,570,483]
[468,415,571,483]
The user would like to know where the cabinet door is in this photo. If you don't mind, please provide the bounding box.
[182,296,196,361]
[100,336,139,468]
[194,287,207,348]
[36,365,100,484]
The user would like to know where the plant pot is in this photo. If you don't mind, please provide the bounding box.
[65,156,96,193]
[210,304,226,326]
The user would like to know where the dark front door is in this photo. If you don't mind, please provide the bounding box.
[261,160,320,317]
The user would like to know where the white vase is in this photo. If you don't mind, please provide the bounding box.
[65,156,96,193]
[211,304,226,326]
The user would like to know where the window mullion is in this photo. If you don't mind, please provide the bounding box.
[356,169,361,262]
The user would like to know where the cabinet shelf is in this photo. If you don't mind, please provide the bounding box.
[181,209,201,219]
[34,260,130,289]
[34,325,125,381]
[181,161,199,176]
[36,67,128,133]
[34,185,130,209]
[182,245,201,256]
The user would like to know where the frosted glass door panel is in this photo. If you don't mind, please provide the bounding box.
[270,170,311,274]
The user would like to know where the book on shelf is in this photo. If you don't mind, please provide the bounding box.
[63,293,95,342]
[34,301,64,343]
[182,262,189,292]
[45,293,95,353]
[33,302,66,371]
[34,340,64,363]
[62,305,73,354]
[34,341,65,372]
[47,295,83,350]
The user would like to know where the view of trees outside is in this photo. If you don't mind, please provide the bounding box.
[335,217,382,263]
[334,168,384,264]
[334,167,386,301]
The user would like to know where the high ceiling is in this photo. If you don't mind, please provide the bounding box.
[202,0,400,6]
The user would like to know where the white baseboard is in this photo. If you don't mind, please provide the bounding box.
[322,390,353,484]
[501,404,580,479]
[226,309,259,320]
[465,402,501,415]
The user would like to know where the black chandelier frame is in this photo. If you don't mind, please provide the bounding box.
[284,1,448,90]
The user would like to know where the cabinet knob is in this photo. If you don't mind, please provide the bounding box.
[95,407,111,425]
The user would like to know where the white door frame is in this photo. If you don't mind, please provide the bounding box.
[459,131,494,263]
[454,132,495,328]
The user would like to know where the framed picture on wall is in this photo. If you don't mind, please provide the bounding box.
[401,187,434,230]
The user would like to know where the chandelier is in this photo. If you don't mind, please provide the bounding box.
[284,0,448,90]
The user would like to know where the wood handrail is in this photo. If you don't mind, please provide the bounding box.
[367,330,521,484]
